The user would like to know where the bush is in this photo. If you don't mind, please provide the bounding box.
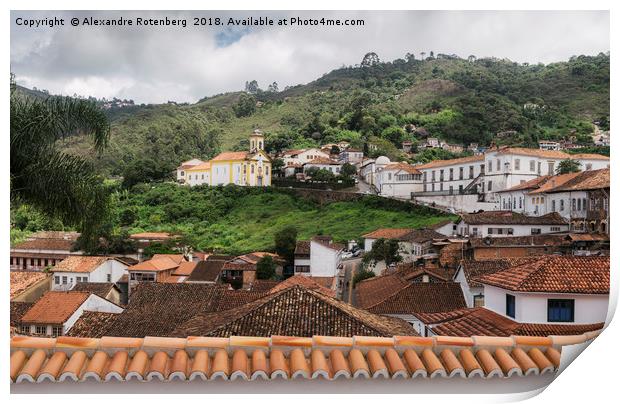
[353,268,375,286]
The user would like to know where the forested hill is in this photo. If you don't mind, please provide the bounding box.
[20,52,610,180]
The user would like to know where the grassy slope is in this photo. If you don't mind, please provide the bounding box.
[120,185,454,254]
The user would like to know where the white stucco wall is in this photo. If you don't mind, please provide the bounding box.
[483,284,609,324]
[309,241,342,277]
[51,260,129,290]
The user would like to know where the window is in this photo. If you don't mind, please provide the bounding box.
[515,159,520,170]
[20,325,30,334]
[473,295,485,308]
[531,228,542,235]
[469,166,474,179]
[487,160,492,172]
[432,171,436,181]
[459,167,464,180]
[560,199,564,211]
[496,159,500,171]
[62,276,67,284]
[440,170,444,181]
[550,226,561,232]
[107,274,112,282]
[586,163,592,170]
[519,197,522,209]
[472,227,478,237]
[506,294,516,318]
[507,228,514,235]
[55,276,60,285]
[487,181,492,191]
[35,326,47,335]
[530,160,535,172]
[51,326,63,337]
[551,200,556,212]
[295,265,310,273]
[449,168,454,181]
[548,299,574,322]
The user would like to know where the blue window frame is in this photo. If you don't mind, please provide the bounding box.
[548,299,575,322]
[506,294,516,318]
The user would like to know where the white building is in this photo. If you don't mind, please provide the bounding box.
[496,168,609,233]
[375,162,422,199]
[538,140,561,151]
[18,291,123,337]
[303,157,343,175]
[293,236,344,277]
[50,256,129,291]
[455,211,569,237]
[281,148,330,168]
[477,256,609,325]
[359,156,391,189]
[176,158,205,183]
[338,148,364,164]
[411,146,609,213]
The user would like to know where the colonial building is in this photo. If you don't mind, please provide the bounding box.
[375,162,422,199]
[497,168,609,234]
[281,148,330,168]
[183,130,272,187]
[455,211,568,237]
[50,256,129,291]
[10,231,82,271]
[18,291,123,337]
[303,157,343,175]
[127,254,187,291]
[293,236,345,278]
[176,158,205,183]
[338,148,364,164]
[220,252,284,289]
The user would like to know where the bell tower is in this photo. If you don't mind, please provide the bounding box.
[249,129,264,153]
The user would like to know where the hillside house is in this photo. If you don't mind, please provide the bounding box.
[294,236,345,278]
[455,211,568,237]
[10,231,82,271]
[176,158,205,183]
[18,291,123,337]
[281,148,330,168]
[127,254,187,291]
[303,157,343,175]
[220,252,284,289]
[375,162,422,198]
[338,148,364,164]
[50,256,129,291]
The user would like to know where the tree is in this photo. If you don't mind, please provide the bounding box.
[340,163,357,177]
[11,79,111,249]
[233,93,256,117]
[381,126,406,146]
[271,158,285,176]
[362,238,402,267]
[244,80,259,94]
[556,159,582,174]
[267,82,279,92]
[274,226,298,264]
[405,52,415,62]
[361,52,380,67]
[353,268,375,286]
[256,255,277,279]
[310,168,335,182]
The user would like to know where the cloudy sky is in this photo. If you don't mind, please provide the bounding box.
[10,10,609,104]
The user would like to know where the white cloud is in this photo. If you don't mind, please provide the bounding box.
[10,10,610,104]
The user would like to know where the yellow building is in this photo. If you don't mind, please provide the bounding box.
[185,130,272,187]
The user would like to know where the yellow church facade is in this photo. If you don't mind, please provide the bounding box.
[184,130,272,187]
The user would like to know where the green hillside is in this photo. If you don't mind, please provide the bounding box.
[25,52,611,179]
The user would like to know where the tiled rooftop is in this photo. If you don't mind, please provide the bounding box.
[211,151,251,161]
[477,256,609,294]
[129,232,175,240]
[186,256,232,282]
[11,238,76,251]
[362,228,446,243]
[172,261,198,277]
[545,168,610,193]
[71,283,118,300]
[50,256,112,273]
[128,256,182,272]
[172,286,416,338]
[383,162,421,174]
[459,211,567,226]
[414,154,484,169]
[268,275,336,297]
[364,282,467,315]
[10,272,49,300]
[12,332,600,383]
[20,292,90,325]
[459,258,542,288]
[423,307,605,338]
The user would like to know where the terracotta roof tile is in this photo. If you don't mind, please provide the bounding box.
[129,256,181,272]
[294,241,310,255]
[187,256,232,282]
[477,256,609,294]
[459,258,542,288]
[11,238,75,251]
[211,151,250,161]
[72,283,118,300]
[427,307,604,337]
[10,272,49,299]
[544,168,609,193]
[498,176,552,193]
[129,232,175,240]
[414,154,484,169]
[186,162,211,171]
[172,261,198,276]
[51,256,113,273]
[528,172,581,194]
[66,312,120,338]
[67,283,263,338]
[460,211,567,226]
[172,286,416,338]
[383,162,421,174]
[11,333,598,383]
[363,228,445,242]
[355,274,409,310]
[362,228,414,240]
[11,302,34,327]
[365,282,467,315]
[306,157,341,165]
[268,275,335,297]
[20,291,90,324]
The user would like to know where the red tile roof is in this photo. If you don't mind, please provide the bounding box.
[414,154,484,169]
[477,256,609,294]
[364,282,467,315]
[11,332,593,383]
[383,162,421,174]
[11,238,75,251]
[362,228,445,243]
[544,168,610,193]
[129,256,182,272]
[211,151,250,161]
[10,272,49,300]
[20,292,90,324]
[528,172,581,194]
[172,261,198,276]
[306,157,341,165]
[172,285,416,338]
[268,275,335,297]
[498,176,552,193]
[355,274,409,310]
[460,211,567,226]
[129,232,175,240]
[51,256,114,273]
[426,307,605,337]
[363,228,415,240]
[459,258,542,288]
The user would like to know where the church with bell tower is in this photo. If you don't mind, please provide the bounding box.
[181,129,272,187]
